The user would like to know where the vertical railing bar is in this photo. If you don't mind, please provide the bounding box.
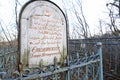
[77,52,80,80]
[97,42,103,80]
[85,53,88,80]
[109,46,112,70]
[115,45,118,75]
[93,64,95,80]
[2,41,5,69]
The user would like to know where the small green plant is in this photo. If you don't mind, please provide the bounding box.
[22,48,30,67]
[59,46,67,67]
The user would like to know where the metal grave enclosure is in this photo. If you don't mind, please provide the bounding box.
[18,0,103,80]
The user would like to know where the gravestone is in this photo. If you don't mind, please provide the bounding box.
[19,0,67,68]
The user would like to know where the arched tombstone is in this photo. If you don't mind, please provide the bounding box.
[19,0,68,68]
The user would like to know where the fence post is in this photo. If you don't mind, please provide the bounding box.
[3,40,5,69]
[66,56,70,80]
[97,42,103,80]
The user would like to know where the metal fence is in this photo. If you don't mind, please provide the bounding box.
[69,37,120,80]
[0,40,103,80]
[1,37,119,80]
[0,46,18,79]
[21,42,102,80]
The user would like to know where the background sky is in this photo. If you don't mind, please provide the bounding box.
[53,0,111,34]
[0,0,112,40]
[82,0,108,34]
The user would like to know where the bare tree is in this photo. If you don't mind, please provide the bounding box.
[0,21,11,44]
[71,0,91,38]
[106,0,120,36]
[61,0,91,39]
[98,20,104,36]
